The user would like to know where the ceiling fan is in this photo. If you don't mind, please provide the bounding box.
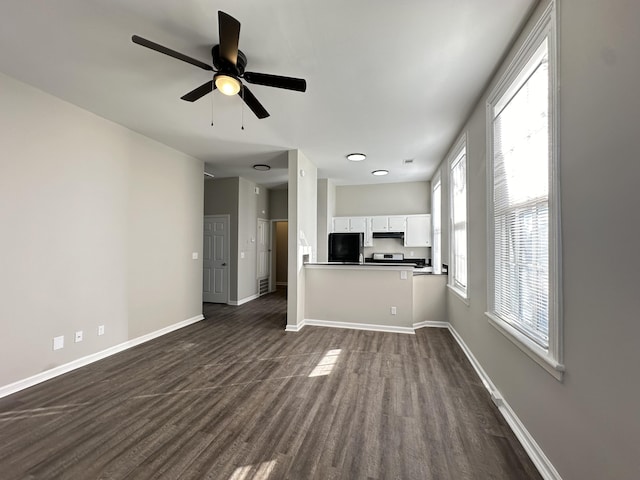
[132,11,306,119]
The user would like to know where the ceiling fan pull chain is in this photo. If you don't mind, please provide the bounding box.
[211,78,219,127]
[241,86,245,130]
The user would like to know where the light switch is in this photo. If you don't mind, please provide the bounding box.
[400,270,408,280]
[53,335,64,350]
[192,252,198,260]
[241,251,245,259]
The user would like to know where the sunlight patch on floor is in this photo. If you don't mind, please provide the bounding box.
[308,349,342,377]
[229,460,277,480]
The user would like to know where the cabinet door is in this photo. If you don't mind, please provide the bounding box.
[371,216,388,231]
[349,217,367,233]
[388,216,406,232]
[405,215,431,247]
[333,217,350,232]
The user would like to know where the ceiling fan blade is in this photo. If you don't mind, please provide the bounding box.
[181,81,216,102]
[218,11,240,66]
[132,35,213,71]
[240,85,270,119]
[243,72,307,92]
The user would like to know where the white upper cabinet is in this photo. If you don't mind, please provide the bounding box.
[404,214,431,247]
[388,216,406,232]
[370,216,406,232]
[332,216,372,246]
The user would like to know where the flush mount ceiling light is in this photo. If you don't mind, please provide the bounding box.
[203,172,215,178]
[372,169,389,176]
[346,153,366,162]
[214,73,241,96]
[253,164,271,171]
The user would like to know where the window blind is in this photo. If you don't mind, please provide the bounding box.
[450,151,467,294]
[492,41,550,347]
[432,181,441,274]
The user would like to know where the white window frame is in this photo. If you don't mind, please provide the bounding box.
[432,172,442,275]
[485,2,563,380]
[448,135,468,302]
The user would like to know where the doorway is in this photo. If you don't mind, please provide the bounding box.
[270,220,288,292]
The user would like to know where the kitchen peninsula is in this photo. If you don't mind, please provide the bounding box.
[303,262,446,333]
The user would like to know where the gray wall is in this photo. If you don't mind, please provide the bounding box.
[316,178,336,262]
[268,188,288,220]
[435,1,640,478]
[335,181,430,216]
[0,72,204,387]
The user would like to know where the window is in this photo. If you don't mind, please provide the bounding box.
[449,137,467,299]
[432,174,442,274]
[486,4,563,379]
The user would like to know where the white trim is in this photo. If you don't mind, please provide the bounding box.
[447,284,470,306]
[447,324,562,480]
[448,134,469,299]
[486,312,564,381]
[0,314,205,399]
[287,317,562,479]
[413,320,449,329]
[229,293,260,306]
[485,2,562,378]
[303,319,415,335]
[285,320,305,332]
[304,264,413,272]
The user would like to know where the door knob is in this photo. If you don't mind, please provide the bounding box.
[222,263,227,266]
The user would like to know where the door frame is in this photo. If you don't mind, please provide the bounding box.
[203,214,230,304]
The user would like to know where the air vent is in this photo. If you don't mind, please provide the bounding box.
[403,159,414,165]
[258,278,269,296]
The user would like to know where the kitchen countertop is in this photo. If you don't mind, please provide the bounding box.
[304,262,436,275]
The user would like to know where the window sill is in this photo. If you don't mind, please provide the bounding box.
[485,312,564,381]
[447,284,469,306]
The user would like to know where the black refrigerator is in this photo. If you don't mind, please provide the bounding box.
[328,232,364,263]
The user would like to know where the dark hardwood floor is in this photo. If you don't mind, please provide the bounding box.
[0,288,542,479]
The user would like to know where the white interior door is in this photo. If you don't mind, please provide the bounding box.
[257,218,270,281]
[203,215,229,303]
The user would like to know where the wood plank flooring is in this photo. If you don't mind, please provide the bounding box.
[0,289,542,479]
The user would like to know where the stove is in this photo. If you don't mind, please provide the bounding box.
[366,253,427,267]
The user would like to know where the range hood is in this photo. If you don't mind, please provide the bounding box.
[372,231,404,239]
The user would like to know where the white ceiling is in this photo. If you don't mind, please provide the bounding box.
[0,0,535,188]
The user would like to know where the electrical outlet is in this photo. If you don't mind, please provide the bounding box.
[98,325,105,336]
[75,330,83,343]
[391,306,397,315]
[53,335,64,350]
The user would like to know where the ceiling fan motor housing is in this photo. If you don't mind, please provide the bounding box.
[212,44,247,76]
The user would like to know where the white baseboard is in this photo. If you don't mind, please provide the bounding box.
[229,293,260,306]
[303,318,415,335]
[413,320,449,329]
[447,325,562,480]
[285,320,305,332]
[0,314,205,399]
[287,316,560,479]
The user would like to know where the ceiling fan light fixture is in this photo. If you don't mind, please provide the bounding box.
[346,153,366,162]
[215,74,241,96]
[372,169,389,176]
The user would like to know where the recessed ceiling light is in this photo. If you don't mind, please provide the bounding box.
[372,169,389,176]
[253,164,271,171]
[346,153,366,162]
